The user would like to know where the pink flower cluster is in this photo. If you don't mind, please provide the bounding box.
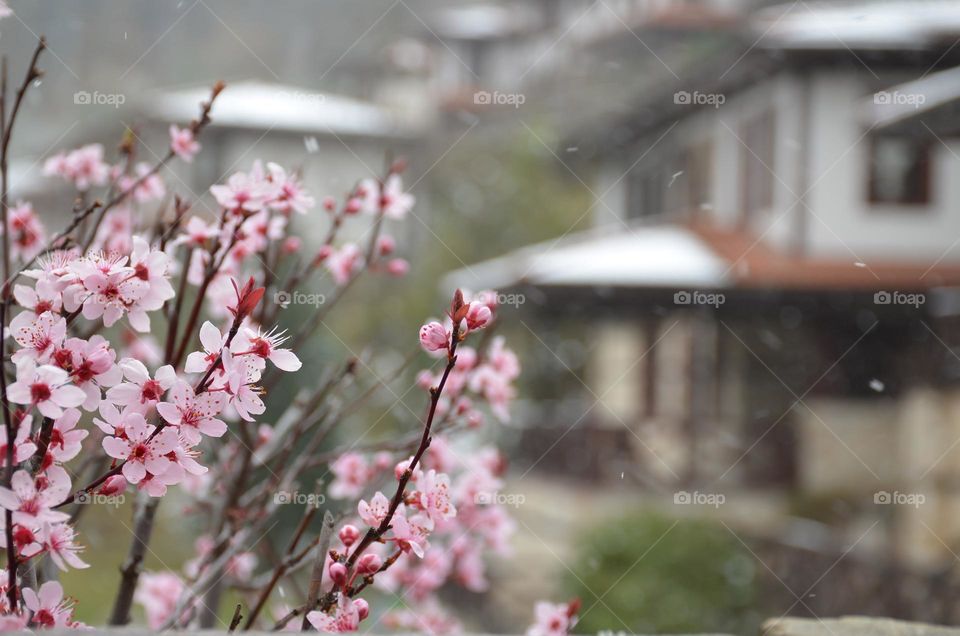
[0,69,533,635]
[305,297,522,635]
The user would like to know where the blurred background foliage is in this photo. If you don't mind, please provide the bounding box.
[567,511,762,635]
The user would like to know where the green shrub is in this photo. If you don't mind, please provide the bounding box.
[567,511,761,635]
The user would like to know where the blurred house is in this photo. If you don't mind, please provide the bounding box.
[139,80,421,230]
[442,0,960,572]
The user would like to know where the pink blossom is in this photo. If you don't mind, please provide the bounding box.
[526,601,579,636]
[127,235,176,331]
[101,412,179,485]
[220,350,265,421]
[416,470,456,527]
[210,165,274,213]
[106,359,176,412]
[184,320,226,374]
[386,258,409,277]
[0,467,71,525]
[356,552,383,575]
[389,504,431,558]
[465,301,492,331]
[13,280,62,318]
[329,453,372,499]
[7,360,85,419]
[53,335,122,410]
[358,491,390,527]
[338,524,360,547]
[75,256,147,327]
[419,321,448,353]
[44,144,109,190]
[0,412,37,467]
[135,572,186,630]
[307,595,364,633]
[381,173,415,219]
[177,216,219,248]
[46,408,89,463]
[326,243,362,286]
[9,310,66,364]
[4,201,46,261]
[41,522,89,571]
[156,380,227,445]
[266,163,315,214]
[232,326,301,372]
[169,124,200,162]
[22,581,75,629]
[92,206,134,253]
[99,474,127,496]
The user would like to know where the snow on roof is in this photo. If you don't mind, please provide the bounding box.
[145,81,410,138]
[862,64,960,128]
[445,224,731,292]
[755,1,960,50]
[432,4,539,40]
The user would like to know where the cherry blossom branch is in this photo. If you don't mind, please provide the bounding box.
[344,314,460,571]
[293,291,468,623]
[0,37,45,613]
[56,279,258,509]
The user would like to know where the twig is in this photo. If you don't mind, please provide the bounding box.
[300,511,335,631]
[229,604,244,632]
[0,36,45,613]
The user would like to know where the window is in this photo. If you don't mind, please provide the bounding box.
[867,135,931,205]
[740,110,775,223]
[628,168,664,219]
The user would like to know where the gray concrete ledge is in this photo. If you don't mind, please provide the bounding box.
[764,616,960,636]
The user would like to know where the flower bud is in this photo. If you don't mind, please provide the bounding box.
[357,553,383,575]
[345,197,361,214]
[312,245,333,266]
[323,196,336,212]
[328,561,348,586]
[353,598,370,621]
[100,475,128,496]
[282,237,301,254]
[419,321,448,353]
[387,258,409,277]
[465,301,492,330]
[338,524,360,547]
[377,235,396,256]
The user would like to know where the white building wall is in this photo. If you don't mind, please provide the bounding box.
[805,71,960,262]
